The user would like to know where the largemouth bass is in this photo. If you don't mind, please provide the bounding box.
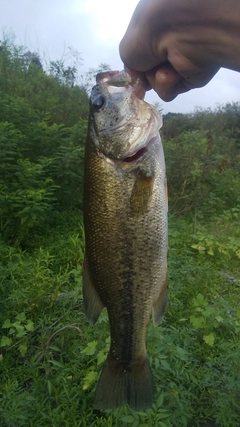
[83,69,168,410]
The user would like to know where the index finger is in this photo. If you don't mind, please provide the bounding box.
[119,1,167,71]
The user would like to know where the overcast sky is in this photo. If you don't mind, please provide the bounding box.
[1,0,240,114]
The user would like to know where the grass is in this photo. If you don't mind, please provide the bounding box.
[0,210,240,426]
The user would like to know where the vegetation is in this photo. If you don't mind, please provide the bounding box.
[0,35,240,427]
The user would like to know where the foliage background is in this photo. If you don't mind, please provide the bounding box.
[0,35,240,427]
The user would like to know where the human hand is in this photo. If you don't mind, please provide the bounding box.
[120,0,240,101]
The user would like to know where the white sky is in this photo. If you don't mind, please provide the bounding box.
[1,0,240,114]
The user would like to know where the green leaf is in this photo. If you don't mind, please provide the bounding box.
[47,380,53,395]
[176,346,188,360]
[191,244,206,252]
[160,359,171,370]
[193,293,208,307]
[203,307,213,318]
[105,336,110,344]
[203,333,215,346]
[158,412,171,419]
[19,342,27,356]
[215,315,224,323]
[190,374,199,385]
[97,349,107,366]
[48,345,61,352]
[2,319,12,329]
[81,340,97,356]
[48,360,64,368]
[121,415,135,423]
[16,312,26,322]
[135,412,147,418]
[207,247,214,256]
[157,392,164,407]
[25,320,34,331]
[15,325,26,338]
[0,336,12,347]
[82,371,97,390]
[155,357,160,369]
[190,315,205,329]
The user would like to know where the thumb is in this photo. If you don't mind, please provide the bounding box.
[146,64,185,101]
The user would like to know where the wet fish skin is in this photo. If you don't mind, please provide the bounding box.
[83,70,168,410]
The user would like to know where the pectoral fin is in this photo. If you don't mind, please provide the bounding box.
[130,171,154,214]
[152,271,168,326]
[82,255,104,325]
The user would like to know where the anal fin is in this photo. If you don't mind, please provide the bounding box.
[82,255,104,325]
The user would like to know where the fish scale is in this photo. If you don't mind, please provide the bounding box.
[83,69,168,410]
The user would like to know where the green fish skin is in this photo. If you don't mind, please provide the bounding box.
[83,70,168,410]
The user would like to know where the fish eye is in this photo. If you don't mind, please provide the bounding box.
[92,95,106,111]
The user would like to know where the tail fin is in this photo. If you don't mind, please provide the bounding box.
[94,355,154,410]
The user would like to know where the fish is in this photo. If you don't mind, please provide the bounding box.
[83,69,168,410]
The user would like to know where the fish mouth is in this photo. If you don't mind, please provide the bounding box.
[96,68,148,100]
